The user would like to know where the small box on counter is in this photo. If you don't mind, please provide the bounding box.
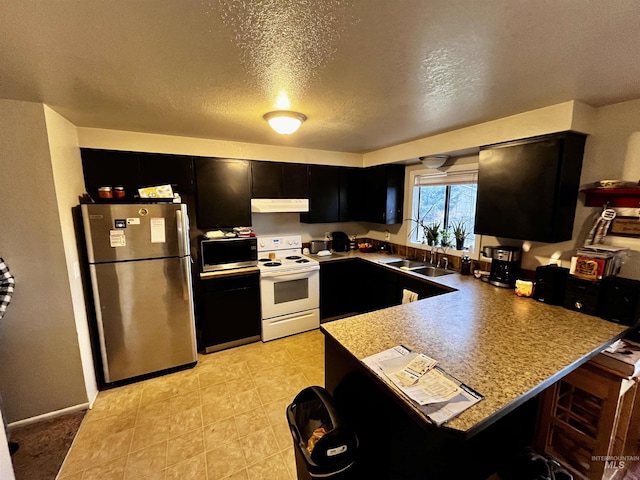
[570,245,629,281]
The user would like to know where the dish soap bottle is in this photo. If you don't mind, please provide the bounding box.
[461,249,472,275]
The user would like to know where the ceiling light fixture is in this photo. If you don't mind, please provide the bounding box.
[419,155,449,170]
[263,111,307,135]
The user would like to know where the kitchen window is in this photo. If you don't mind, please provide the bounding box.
[409,168,479,253]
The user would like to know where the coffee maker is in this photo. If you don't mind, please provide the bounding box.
[482,246,521,288]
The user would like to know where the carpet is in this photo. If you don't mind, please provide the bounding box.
[9,410,86,480]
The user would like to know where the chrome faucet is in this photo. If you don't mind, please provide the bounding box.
[433,246,445,267]
[442,256,449,270]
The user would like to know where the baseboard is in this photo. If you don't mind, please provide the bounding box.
[7,403,89,430]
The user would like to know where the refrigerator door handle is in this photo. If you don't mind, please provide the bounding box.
[176,207,191,257]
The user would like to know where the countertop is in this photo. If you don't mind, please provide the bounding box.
[318,250,630,436]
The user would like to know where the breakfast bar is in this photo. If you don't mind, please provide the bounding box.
[320,256,630,478]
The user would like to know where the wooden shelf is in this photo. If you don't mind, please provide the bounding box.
[581,188,640,208]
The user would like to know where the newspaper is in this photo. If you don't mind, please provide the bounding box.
[362,345,484,427]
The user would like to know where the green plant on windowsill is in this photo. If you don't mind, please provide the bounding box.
[451,220,469,250]
[440,228,453,248]
[406,206,441,246]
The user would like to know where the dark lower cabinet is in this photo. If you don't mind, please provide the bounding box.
[396,274,448,301]
[194,157,251,229]
[320,260,360,320]
[320,259,449,320]
[199,272,261,353]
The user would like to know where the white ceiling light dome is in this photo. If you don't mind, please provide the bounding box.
[419,155,449,169]
[263,111,307,135]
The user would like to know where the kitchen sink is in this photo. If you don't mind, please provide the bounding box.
[411,266,453,277]
[380,259,425,270]
[380,259,454,277]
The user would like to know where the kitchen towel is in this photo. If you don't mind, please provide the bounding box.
[402,289,419,304]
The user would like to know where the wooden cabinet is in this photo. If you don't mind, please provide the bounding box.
[319,259,449,319]
[300,165,342,223]
[320,260,360,321]
[357,261,399,312]
[250,161,309,198]
[360,165,406,224]
[300,164,404,224]
[475,132,586,243]
[395,273,448,302]
[535,361,640,479]
[194,157,251,229]
[199,272,261,353]
[81,149,194,201]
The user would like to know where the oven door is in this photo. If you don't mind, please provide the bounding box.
[260,269,319,319]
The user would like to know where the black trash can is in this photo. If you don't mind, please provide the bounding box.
[287,386,359,479]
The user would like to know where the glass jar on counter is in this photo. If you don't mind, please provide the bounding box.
[113,186,126,198]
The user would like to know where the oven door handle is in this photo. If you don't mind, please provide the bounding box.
[261,268,319,280]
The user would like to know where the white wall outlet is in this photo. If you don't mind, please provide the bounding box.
[325,231,331,240]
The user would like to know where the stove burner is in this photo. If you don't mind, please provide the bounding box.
[296,259,310,263]
[258,258,271,262]
[285,255,302,260]
[263,262,282,267]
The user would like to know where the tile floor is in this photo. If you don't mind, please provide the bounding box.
[56,329,325,480]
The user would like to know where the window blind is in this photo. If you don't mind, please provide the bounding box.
[414,169,478,186]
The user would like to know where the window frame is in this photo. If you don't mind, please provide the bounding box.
[408,166,481,260]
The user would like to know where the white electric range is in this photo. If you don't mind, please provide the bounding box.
[257,235,320,341]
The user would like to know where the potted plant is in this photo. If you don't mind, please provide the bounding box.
[425,222,440,246]
[451,220,469,250]
[440,228,452,248]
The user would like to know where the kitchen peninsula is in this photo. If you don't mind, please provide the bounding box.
[319,252,630,479]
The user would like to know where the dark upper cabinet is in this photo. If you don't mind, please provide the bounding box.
[251,161,282,198]
[301,164,404,224]
[81,149,194,200]
[300,165,342,223]
[194,158,251,229]
[250,161,309,198]
[360,164,405,224]
[475,132,586,243]
[282,163,309,198]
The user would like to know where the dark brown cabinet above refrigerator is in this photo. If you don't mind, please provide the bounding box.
[81,149,194,201]
[475,132,587,243]
[194,157,251,229]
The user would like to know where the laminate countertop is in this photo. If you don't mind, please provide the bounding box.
[318,250,630,436]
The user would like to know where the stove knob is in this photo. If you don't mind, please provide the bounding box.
[293,239,300,245]
[288,240,293,245]
[259,241,265,247]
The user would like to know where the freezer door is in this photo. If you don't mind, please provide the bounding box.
[82,203,189,263]
[90,256,197,383]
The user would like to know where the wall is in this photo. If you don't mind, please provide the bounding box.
[362,101,596,166]
[44,106,98,406]
[0,99,88,423]
[77,127,363,167]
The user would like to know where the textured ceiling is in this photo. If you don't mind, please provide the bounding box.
[1,1,640,153]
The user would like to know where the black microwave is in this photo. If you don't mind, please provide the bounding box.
[201,237,258,272]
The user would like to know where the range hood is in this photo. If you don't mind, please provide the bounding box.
[250,198,309,213]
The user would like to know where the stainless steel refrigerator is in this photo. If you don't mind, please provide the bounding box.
[81,203,197,383]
